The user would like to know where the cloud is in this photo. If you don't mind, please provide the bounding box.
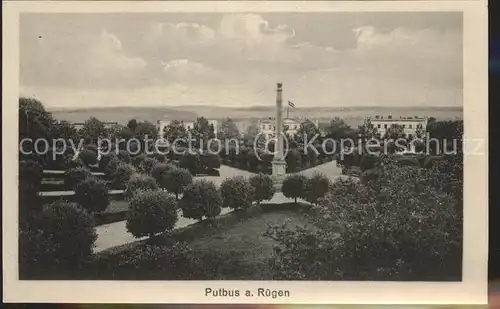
[20,12,463,108]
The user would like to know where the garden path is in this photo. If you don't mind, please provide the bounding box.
[94,161,345,253]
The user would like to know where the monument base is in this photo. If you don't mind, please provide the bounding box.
[272,159,287,177]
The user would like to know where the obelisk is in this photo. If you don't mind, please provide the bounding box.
[272,82,287,178]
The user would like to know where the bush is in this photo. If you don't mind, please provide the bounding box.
[138,157,159,175]
[116,242,201,279]
[219,176,253,211]
[131,153,148,168]
[266,162,462,280]
[124,174,159,200]
[117,150,131,163]
[282,174,307,204]
[24,201,97,275]
[360,168,382,185]
[159,167,193,199]
[79,149,98,166]
[179,153,201,175]
[200,153,221,172]
[111,163,136,190]
[126,190,178,239]
[105,157,121,176]
[99,153,117,172]
[303,172,330,205]
[19,161,43,227]
[395,155,420,167]
[151,162,174,183]
[64,166,92,190]
[249,173,275,205]
[359,153,379,172]
[148,152,167,163]
[74,177,110,213]
[19,160,43,191]
[180,179,222,221]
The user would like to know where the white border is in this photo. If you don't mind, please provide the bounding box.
[2,1,488,304]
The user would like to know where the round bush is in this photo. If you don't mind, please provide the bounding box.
[360,168,382,185]
[179,153,201,175]
[304,172,330,205]
[125,174,159,200]
[74,177,110,213]
[139,157,159,175]
[79,149,98,166]
[151,162,175,183]
[160,167,193,199]
[111,163,136,190]
[29,201,97,272]
[148,152,167,163]
[64,166,92,190]
[219,176,253,211]
[282,174,307,204]
[200,153,221,172]
[180,179,222,221]
[249,173,275,205]
[126,190,178,239]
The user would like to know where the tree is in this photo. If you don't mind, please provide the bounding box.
[200,153,221,172]
[138,157,159,175]
[125,174,159,200]
[117,150,131,163]
[191,117,216,148]
[127,119,138,132]
[135,121,158,141]
[282,174,307,204]
[19,97,53,141]
[180,179,222,221]
[217,117,240,140]
[358,117,378,141]
[28,201,97,274]
[47,120,78,142]
[266,161,462,280]
[64,166,92,190]
[163,120,188,144]
[19,160,44,227]
[131,153,148,169]
[219,176,253,211]
[384,124,406,140]
[74,177,110,213]
[296,119,320,144]
[80,117,106,144]
[325,117,353,141]
[304,173,330,205]
[415,124,425,139]
[126,190,178,239]
[249,173,275,205]
[160,167,193,199]
[111,163,136,190]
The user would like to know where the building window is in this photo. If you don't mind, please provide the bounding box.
[377,124,381,128]
[402,124,406,128]
[384,124,387,129]
[409,124,413,129]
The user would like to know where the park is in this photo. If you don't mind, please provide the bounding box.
[18,83,464,281]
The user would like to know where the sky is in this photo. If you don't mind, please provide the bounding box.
[19,12,463,109]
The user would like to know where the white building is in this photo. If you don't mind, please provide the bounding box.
[370,115,428,139]
[157,119,218,139]
[258,117,319,139]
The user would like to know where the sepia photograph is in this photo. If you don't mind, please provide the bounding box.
[3,0,488,304]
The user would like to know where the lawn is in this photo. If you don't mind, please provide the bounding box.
[186,209,316,279]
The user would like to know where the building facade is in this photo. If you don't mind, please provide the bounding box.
[370,115,428,139]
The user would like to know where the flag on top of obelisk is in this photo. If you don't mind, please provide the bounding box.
[288,100,295,108]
